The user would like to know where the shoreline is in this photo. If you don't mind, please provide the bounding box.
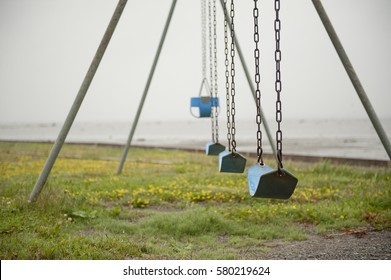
[2,139,389,168]
[1,118,390,164]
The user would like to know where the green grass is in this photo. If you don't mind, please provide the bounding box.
[0,141,390,259]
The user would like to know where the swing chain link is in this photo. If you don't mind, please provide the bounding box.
[201,0,207,80]
[223,0,232,151]
[230,0,237,153]
[253,0,263,164]
[208,0,216,142]
[208,0,213,98]
[208,0,219,143]
[274,0,283,170]
[213,0,219,143]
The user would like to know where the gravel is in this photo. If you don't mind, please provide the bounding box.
[258,229,391,260]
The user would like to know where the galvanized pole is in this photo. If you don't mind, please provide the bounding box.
[117,0,178,174]
[218,0,277,162]
[29,0,128,202]
[312,0,391,160]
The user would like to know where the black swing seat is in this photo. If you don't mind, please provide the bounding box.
[247,163,298,199]
[206,142,225,156]
[219,150,247,173]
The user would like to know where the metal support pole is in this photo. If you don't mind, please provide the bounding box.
[117,0,178,174]
[218,0,277,162]
[29,0,128,202]
[312,0,391,160]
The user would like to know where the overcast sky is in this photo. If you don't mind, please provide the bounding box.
[0,0,390,123]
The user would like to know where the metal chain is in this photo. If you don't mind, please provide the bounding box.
[208,0,214,98]
[201,0,207,80]
[223,0,231,151]
[212,0,219,143]
[274,0,283,170]
[253,0,263,164]
[229,0,237,153]
[208,0,216,142]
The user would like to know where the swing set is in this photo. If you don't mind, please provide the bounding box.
[190,0,297,199]
[28,0,391,203]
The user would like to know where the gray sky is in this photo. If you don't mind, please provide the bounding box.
[0,0,390,123]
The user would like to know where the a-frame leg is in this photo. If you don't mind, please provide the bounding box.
[117,0,178,174]
[312,0,391,160]
[29,0,128,202]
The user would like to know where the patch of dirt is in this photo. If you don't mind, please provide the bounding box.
[257,229,391,260]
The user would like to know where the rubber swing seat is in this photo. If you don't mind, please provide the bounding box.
[206,142,225,156]
[219,150,247,173]
[190,97,219,118]
[247,163,298,199]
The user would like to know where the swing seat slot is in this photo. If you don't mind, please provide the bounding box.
[206,142,225,156]
[247,163,298,199]
[190,97,219,118]
[219,150,247,173]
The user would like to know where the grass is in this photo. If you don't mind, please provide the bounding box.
[0,141,390,259]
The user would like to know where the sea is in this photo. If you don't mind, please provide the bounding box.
[0,118,390,161]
